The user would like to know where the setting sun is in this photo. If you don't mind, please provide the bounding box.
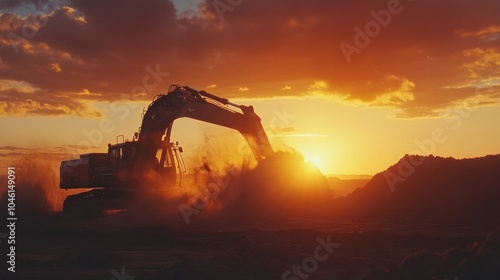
[303,153,326,173]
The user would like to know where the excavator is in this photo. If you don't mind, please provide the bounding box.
[60,85,274,214]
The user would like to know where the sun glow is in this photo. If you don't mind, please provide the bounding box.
[303,153,326,174]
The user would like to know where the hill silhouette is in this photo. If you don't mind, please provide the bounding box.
[334,154,500,224]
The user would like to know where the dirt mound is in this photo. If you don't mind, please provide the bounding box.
[334,154,500,224]
[210,151,333,222]
[122,151,332,227]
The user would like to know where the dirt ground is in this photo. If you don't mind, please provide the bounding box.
[3,213,497,280]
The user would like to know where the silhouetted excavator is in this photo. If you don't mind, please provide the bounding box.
[60,85,274,214]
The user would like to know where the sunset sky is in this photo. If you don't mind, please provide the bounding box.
[1,0,499,175]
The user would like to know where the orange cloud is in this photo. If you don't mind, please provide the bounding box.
[0,0,499,117]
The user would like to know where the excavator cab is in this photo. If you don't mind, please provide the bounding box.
[109,136,186,187]
[151,140,186,186]
[108,142,137,170]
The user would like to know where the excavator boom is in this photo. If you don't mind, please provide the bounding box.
[135,85,274,167]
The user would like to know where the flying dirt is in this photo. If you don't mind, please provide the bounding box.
[59,84,332,218]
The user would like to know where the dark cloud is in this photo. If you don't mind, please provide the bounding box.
[0,0,499,117]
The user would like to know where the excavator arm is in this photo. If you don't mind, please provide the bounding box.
[135,85,274,167]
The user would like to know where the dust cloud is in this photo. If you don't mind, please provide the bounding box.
[0,140,334,228]
[0,153,67,216]
[128,144,334,227]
